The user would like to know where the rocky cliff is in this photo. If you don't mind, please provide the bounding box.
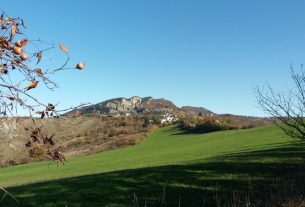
[67,96,213,116]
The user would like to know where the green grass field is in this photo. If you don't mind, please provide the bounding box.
[1,125,305,206]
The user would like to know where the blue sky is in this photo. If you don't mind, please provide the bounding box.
[3,1,305,116]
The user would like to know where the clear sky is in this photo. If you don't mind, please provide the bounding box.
[3,1,305,116]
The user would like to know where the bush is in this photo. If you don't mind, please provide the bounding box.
[195,121,228,133]
[179,115,251,133]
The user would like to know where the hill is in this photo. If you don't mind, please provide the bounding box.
[67,96,213,116]
[180,106,214,116]
[1,125,305,206]
[0,116,153,167]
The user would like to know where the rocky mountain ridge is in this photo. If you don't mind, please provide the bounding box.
[68,96,214,116]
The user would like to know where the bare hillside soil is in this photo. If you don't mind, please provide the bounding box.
[0,115,154,167]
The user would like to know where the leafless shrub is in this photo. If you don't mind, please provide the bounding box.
[255,65,305,140]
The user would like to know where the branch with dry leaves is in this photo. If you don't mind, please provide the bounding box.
[0,11,87,164]
[0,10,90,206]
[0,13,85,114]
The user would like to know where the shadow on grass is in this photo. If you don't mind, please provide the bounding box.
[3,144,305,207]
[160,125,208,135]
[162,125,238,135]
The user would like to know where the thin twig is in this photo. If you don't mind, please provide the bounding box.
[0,187,19,203]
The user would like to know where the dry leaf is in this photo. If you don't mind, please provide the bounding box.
[26,80,39,91]
[36,51,42,65]
[6,96,15,101]
[10,22,16,40]
[59,44,68,53]
[20,39,28,47]
[34,68,43,75]
[5,18,11,24]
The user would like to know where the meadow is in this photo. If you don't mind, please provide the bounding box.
[1,124,305,206]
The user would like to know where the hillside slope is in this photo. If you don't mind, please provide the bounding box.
[1,125,305,206]
[0,125,290,187]
[0,116,151,167]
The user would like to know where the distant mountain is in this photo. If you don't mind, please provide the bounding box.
[142,97,178,111]
[67,96,213,116]
[72,96,144,115]
[180,106,214,116]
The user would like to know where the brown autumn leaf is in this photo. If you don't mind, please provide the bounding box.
[6,96,15,101]
[10,22,16,41]
[5,18,12,24]
[20,39,28,47]
[36,51,42,65]
[59,44,68,53]
[26,80,39,91]
[34,68,43,75]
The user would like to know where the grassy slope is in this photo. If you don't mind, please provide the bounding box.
[1,125,304,206]
[0,125,287,187]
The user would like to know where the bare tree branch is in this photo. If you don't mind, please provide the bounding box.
[254,65,305,140]
[0,187,19,203]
